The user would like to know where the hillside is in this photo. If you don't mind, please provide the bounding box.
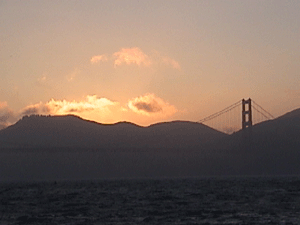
[212,108,300,175]
[229,107,300,151]
[0,109,299,181]
[0,114,226,150]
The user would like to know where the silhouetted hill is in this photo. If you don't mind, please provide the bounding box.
[0,114,226,150]
[277,108,300,120]
[0,109,299,181]
[212,108,300,176]
[229,107,300,151]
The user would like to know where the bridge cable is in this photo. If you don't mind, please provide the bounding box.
[252,105,272,121]
[198,100,241,123]
[252,100,275,119]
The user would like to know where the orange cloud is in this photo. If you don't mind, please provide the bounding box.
[21,95,117,116]
[17,96,124,124]
[21,102,46,115]
[17,94,179,126]
[90,55,108,64]
[162,56,181,70]
[45,95,117,114]
[113,47,152,67]
[0,101,15,129]
[127,93,177,117]
[91,47,181,70]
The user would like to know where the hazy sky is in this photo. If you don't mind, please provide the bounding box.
[1,0,299,128]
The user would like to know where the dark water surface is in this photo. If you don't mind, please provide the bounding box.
[0,177,300,224]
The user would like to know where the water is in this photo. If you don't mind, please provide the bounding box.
[0,177,300,224]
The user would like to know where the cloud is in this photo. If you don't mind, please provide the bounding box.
[91,47,181,70]
[0,101,15,130]
[21,102,47,116]
[2,93,179,128]
[133,101,162,113]
[45,95,117,114]
[162,57,181,70]
[90,55,108,64]
[20,95,118,116]
[128,93,177,116]
[21,105,40,115]
[43,94,177,119]
[113,47,152,67]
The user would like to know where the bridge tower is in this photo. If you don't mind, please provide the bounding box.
[242,98,252,129]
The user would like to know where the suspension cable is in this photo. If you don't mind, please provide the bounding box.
[252,100,274,119]
[198,100,241,123]
[252,105,271,120]
[197,99,274,134]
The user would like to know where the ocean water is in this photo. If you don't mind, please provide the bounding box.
[0,177,300,224]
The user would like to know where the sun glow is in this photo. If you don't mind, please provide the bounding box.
[17,94,178,126]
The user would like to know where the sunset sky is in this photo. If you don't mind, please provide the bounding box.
[0,0,299,129]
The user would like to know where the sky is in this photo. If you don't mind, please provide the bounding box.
[0,0,299,129]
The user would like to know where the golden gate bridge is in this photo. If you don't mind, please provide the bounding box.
[198,98,274,134]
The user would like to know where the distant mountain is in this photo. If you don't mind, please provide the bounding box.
[0,109,299,181]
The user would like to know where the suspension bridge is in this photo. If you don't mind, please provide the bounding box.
[198,98,274,134]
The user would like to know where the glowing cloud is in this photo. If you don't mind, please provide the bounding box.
[17,96,124,124]
[21,95,118,116]
[128,93,177,116]
[17,94,178,126]
[0,101,15,129]
[45,95,117,114]
[113,47,152,67]
[90,55,108,64]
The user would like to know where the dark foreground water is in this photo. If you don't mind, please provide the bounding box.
[0,177,300,224]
